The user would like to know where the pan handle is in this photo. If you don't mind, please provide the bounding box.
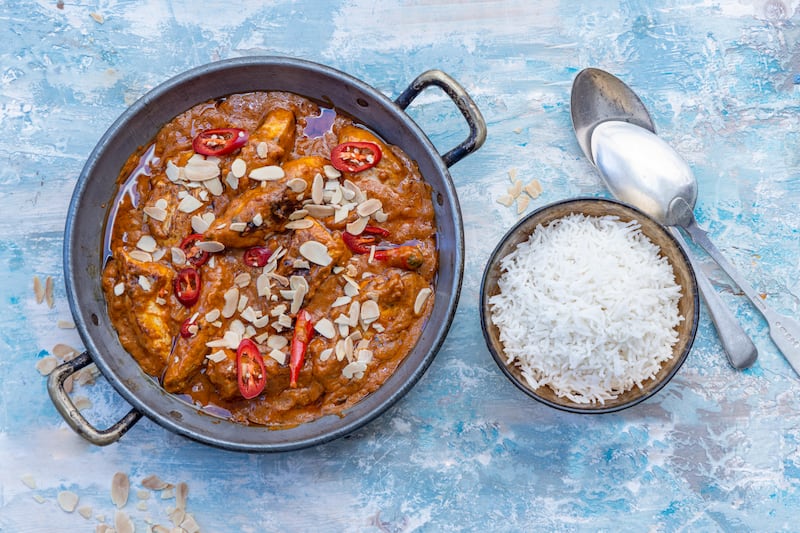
[47,352,143,446]
[395,70,487,168]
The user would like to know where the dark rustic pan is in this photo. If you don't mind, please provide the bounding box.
[49,56,486,452]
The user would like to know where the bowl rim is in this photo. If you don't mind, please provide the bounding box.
[479,196,699,414]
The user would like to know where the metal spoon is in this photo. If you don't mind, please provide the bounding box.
[570,68,758,370]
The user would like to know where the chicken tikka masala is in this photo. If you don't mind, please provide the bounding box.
[101,91,437,427]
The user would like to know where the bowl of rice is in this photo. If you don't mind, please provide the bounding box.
[480,197,698,413]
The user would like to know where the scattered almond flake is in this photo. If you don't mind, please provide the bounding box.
[57,490,79,512]
[152,525,171,533]
[237,294,249,313]
[285,218,315,231]
[226,221,246,233]
[360,300,380,324]
[254,141,269,158]
[129,250,153,262]
[508,179,523,198]
[73,396,92,410]
[45,276,54,308]
[183,159,221,181]
[311,173,324,204]
[33,494,46,504]
[143,205,167,221]
[175,482,189,510]
[299,241,332,266]
[357,198,382,217]
[177,195,203,213]
[152,248,166,262]
[232,272,250,288]
[231,158,247,178]
[230,319,246,336]
[206,350,227,363]
[373,209,389,223]
[331,295,351,308]
[255,274,271,297]
[323,164,341,179]
[264,349,285,364]
[178,191,189,199]
[90,12,104,23]
[165,160,181,182]
[517,194,530,214]
[180,514,201,533]
[358,349,374,364]
[138,275,152,291]
[368,245,376,263]
[58,319,76,329]
[35,355,59,375]
[111,472,129,509]
[286,177,307,193]
[78,505,93,519]
[496,194,514,207]
[201,309,219,323]
[345,217,369,235]
[136,235,158,253]
[154,198,168,209]
[191,215,210,233]
[508,167,518,182]
[344,281,359,298]
[373,323,385,332]
[196,240,224,253]
[304,204,336,218]
[333,266,344,274]
[342,361,367,379]
[115,510,135,533]
[33,276,45,303]
[525,179,543,199]
[161,487,175,499]
[333,206,348,224]
[250,165,285,181]
[338,323,350,337]
[225,172,240,190]
[222,287,239,318]
[171,247,187,265]
[314,318,336,339]
[205,177,224,196]
[266,335,288,350]
[21,474,36,489]
[240,306,258,323]
[277,313,293,328]
[343,180,365,202]
[290,259,309,270]
[140,475,171,491]
[251,213,263,227]
[414,287,433,315]
[52,343,78,359]
[170,508,186,526]
[279,289,296,300]
[320,348,333,361]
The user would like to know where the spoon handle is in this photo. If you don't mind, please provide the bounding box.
[670,228,758,369]
[684,219,800,375]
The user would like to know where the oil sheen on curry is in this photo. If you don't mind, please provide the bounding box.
[102,92,437,427]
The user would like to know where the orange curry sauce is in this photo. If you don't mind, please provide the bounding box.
[102,92,437,427]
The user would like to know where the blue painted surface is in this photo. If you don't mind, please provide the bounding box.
[2,1,800,531]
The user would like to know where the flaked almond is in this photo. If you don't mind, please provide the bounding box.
[57,319,76,329]
[373,209,388,223]
[256,273,270,297]
[320,348,333,361]
[113,282,125,296]
[304,204,335,218]
[289,208,309,220]
[176,482,189,510]
[234,272,251,288]
[249,165,285,181]
[111,472,129,509]
[58,490,79,512]
[333,206,349,224]
[136,235,157,253]
[345,217,369,235]
[21,474,36,489]
[516,194,530,214]
[414,287,433,315]
[323,164,341,179]
[525,179,543,198]
[252,213,263,227]
[293,259,310,269]
[311,173,324,204]
[45,276,54,308]
[115,510,135,533]
[285,218,314,230]
[183,160,220,181]
[205,177,224,196]
[165,160,181,182]
[221,287,239,318]
[225,172,239,190]
[171,247,187,265]
[53,343,79,359]
[348,300,361,327]
[229,221,248,232]
[196,240,224,253]
[35,355,59,376]
[356,198,382,217]
[331,295,351,308]
[231,158,247,178]
[360,299,380,324]
[508,179,523,198]
[256,141,269,158]
[299,241,332,266]
[287,178,307,192]
[177,195,203,213]
[143,205,167,221]
[357,348,373,364]
[141,475,170,491]
[342,361,367,379]
[496,194,514,207]
[206,350,227,363]
[129,250,152,263]
[33,276,44,304]
[268,349,286,364]
[267,335,288,350]
[314,318,336,339]
[191,214,210,233]
[343,180,364,202]
[138,275,152,291]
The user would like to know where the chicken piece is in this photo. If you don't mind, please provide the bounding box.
[162,257,231,393]
[239,108,296,167]
[337,125,405,186]
[206,346,287,402]
[279,218,348,302]
[107,249,175,374]
[204,156,329,248]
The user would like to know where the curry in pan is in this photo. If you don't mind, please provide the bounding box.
[102,91,437,427]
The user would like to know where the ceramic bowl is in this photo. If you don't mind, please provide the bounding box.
[480,197,699,413]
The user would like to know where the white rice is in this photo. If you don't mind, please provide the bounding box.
[489,213,683,404]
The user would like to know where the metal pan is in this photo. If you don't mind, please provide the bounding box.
[49,56,486,452]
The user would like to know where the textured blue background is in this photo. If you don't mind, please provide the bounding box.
[2,1,800,531]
